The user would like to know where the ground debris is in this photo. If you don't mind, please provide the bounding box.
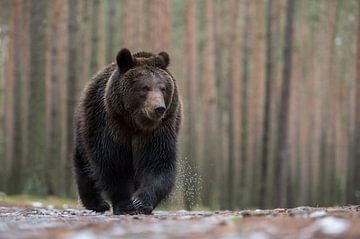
[0,206,359,239]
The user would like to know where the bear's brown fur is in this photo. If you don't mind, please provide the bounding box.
[73,48,182,215]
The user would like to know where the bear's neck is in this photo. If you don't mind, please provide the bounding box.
[105,112,134,142]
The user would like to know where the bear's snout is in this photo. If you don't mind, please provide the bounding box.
[154,105,166,117]
[145,91,166,119]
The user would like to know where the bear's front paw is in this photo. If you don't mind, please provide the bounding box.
[84,200,110,213]
[132,198,153,215]
[113,201,137,215]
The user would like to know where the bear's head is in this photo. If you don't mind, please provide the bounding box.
[105,48,175,132]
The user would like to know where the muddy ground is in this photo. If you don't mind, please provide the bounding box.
[1,205,360,239]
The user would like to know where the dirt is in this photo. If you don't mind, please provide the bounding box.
[1,205,360,239]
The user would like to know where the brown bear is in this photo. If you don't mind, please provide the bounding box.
[73,48,182,215]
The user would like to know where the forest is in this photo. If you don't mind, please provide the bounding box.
[0,0,360,211]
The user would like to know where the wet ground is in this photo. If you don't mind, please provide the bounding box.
[1,205,360,239]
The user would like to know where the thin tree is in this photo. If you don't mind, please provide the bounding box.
[183,0,199,210]
[65,0,79,195]
[201,0,218,208]
[20,0,31,195]
[106,0,118,63]
[259,0,273,209]
[274,0,295,207]
[78,0,93,87]
[89,0,100,75]
[227,0,240,209]
[239,0,251,207]
[213,0,229,209]
[8,0,24,194]
[348,1,360,204]
[149,0,172,53]
[122,0,144,51]
[45,0,64,195]
[27,0,49,193]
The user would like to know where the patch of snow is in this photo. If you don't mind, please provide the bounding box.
[31,201,43,208]
[0,223,9,232]
[220,232,268,239]
[309,210,326,218]
[65,231,98,239]
[109,226,127,236]
[315,216,349,235]
[249,232,269,239]
[176,210,188,213]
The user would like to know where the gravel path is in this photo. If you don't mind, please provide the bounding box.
[1,206,360,239]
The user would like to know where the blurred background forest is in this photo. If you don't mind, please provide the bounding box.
[0,0,360,210]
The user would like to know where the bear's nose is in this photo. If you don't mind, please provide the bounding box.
[154,106,166,117]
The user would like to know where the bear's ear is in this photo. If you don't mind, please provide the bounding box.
[158,52,170,69]
[116,48,134,73]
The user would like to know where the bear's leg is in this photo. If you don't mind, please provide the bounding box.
[73,145,110,212]
[131,127,177,215]
[132,172,175,215]
[102,179,136,215]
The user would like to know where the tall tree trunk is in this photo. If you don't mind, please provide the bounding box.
[348,1,360,204]
[183,0,199,210]
[78,0,93,87]
[89,0,100,75]
[149,0,172,53]
[28,0,48,194]
[259,0,273,209]
[274,0,295,207]
[323,0,340,206]
[201,0,218,208]
[248,0,265,208]
[214,0,229,209]
[8,0,24,194]
[240,0,251,207]
[227,0,240,210]
[122,0,145,52]
[0,1,10,189]
[65,0,79,196]
[45,0,65,195]
[97,1,106,68]
[3,5,15,193]
[20,0,31,195]
[106,0,118,63]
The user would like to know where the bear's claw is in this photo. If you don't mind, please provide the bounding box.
[132,198,153,215]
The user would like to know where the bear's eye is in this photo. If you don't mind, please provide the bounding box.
[142,86,151,91]
[159,86,166,92]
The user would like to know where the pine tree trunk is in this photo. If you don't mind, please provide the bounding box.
[45,0,63,195]
[65,0,78,196]
[106,0,118,63]
[227,0,241,210]
[8,0,24,194]
[259,0,273,209]
[348,1,360,204]
[183,0,199,210]
[28,0,48,194]
[201,0,218,208]
[274,0,295,207]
